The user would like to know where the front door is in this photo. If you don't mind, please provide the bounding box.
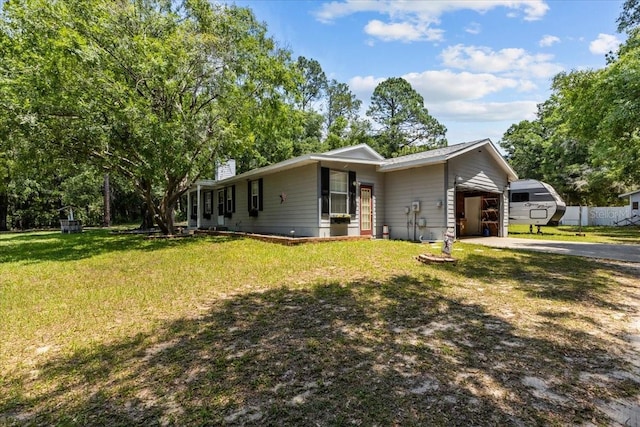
[360,185,373,236]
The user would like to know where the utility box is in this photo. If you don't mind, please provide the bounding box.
[418,217,427,227]
[411,201,421,212]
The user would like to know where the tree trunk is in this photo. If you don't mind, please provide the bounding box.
[0,190,8,231]
[103,173,111,227]
[139,202,155,230]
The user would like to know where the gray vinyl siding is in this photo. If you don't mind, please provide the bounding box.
[317,162,384,238]
[187,189,216,229]
[223,164,319,237]
[447,149,510,237]
[383,164,446,241]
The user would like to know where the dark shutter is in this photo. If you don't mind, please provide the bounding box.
[248,181,252,212]
[349,171,356,215]
[231,185,236,212]
[321,167,330,216]
[258,178,263,211]
[218,191,224,216]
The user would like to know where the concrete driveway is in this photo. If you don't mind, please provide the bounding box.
[462,236,640,263]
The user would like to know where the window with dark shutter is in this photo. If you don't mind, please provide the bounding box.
[217,190,224,216]
[224,187,233,218]
[190,192,197,220]
[248,179,263,217]
[204,191,212,219]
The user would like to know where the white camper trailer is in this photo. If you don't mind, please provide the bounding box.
[509,180,566,226]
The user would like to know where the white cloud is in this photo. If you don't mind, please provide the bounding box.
[430,100,539,122]
[314,1,548,44]
[589,33,621,55]
[440,44,563,78]
[402,70,519,102]
[465,22,482,35]
[364,19,444,42]
[315,0,549,24]
[539,35,560,47]
[349,69,536,107]
[349,75,386,94]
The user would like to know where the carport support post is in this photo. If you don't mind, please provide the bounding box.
[187,191,192,228]
[196,184,202,229]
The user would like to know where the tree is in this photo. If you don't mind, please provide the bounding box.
[501,120,547,182]
[295,56,327,112]
[325,79,361,130]
[618,0,640,32]
[366,77,446,158]
[3,0,297,234]
[500,72,627,205]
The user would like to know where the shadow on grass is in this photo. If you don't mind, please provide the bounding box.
[0,230,238,265]
[457,250,637,312]
[2,273,638,425]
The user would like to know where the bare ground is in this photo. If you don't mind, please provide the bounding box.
[2,254,640,426]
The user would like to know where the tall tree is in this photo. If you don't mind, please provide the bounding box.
[618,0,640,32]
[366,77,446,158]
[3,0,297,234]
[295,56,327,112]
[325,79,361,130]
[501,119,547,182]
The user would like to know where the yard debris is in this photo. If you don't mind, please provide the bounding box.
[415,253,457,264]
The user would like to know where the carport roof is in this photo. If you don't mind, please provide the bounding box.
[378,138,518,180]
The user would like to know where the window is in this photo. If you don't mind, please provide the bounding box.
[190,192,197,219]
[217,190,224,216]
[223,185,235,218]
[204,191,212,217]
[633,201,639,211]
[251,180,259,210]
[330,170,348,214]
[511,192,529,203]
[248,178,263,216]
[321,167,356,220]
[226,187,233,213]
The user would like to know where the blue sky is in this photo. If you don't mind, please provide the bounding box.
[231,0,626,147]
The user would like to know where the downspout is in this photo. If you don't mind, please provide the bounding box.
[444,161,450,239]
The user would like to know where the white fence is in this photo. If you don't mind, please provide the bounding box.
[559,206,637,226]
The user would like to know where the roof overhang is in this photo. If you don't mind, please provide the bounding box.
[378,139,518,181]
[619,189,640,198]
[214,154,382,186]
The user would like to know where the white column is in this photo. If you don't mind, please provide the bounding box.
[196,184,202,229]
[187,191,192,228]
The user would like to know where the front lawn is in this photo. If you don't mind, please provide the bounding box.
[1,230,639,425]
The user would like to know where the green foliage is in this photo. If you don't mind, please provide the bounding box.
[366,77,447,158]
[618,0,640,32]
[295,56,327,111]
[502,42,637,205]
[3,0,298,234]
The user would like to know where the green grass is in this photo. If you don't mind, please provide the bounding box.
[1,229,640,425]
[508,223,640,244]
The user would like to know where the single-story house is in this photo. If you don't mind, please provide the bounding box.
[186,139,518,240]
